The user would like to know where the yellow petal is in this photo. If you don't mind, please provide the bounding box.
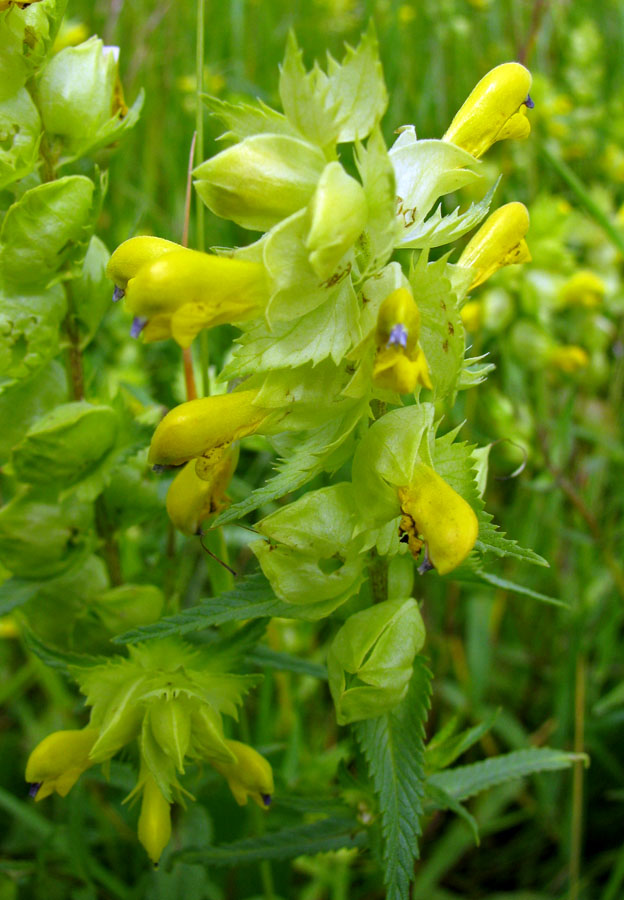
[106,236,184,291]
[137,774,172,865]
[459,202,531,289]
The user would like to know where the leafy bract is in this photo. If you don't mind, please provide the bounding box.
[0,175,94,288]
[0,0,67,100]
[389,128,480,242]
[279,24,387,148]
[400,182,497,250]
[0,359,66,460]
[355,126,399,275]
[204,95,299,143]
[409,252,465,402]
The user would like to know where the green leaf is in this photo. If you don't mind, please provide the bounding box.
[250,645,327,680]
[354,126,399,275]
[355,656,432,900]
[409,253,464,403]
[399,181,497,251]
[454,566,564,607]
[178,817,366,865]
[222,276,361,377]
[423,782,480,845]
[0,577,41,616]
[21,626,107,674]
[427,748,587,802]
[389,130,480,240]
[212,400,366,527]
[71,235,113,348]
[0,285,66,390]
[204,94,299,142]
[425,710,499,772]
[0,175,94,289]
[475,514,549,567]
[112,574,297,645]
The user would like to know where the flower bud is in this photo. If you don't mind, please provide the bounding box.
[211,739,274,809]
[166,445,239,535]
[122,250,269,347]
[558,270,605,308]
[193,134,326,231]
[328,598,425,725]
[372,287,432,393]
[458,202,531,289]
[106,236,185,292]
[306,162,368,280]
[37,37,126,147]
[148,391,276,468]
[137,773,171,865]
[148,698,192,773]
[25,728,98,800]
[398,463,478,575]
[443,62,533,158]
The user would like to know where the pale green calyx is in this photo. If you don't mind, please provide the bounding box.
[328,598,425,724]
[193,134,326,231]
[306,161,368,280]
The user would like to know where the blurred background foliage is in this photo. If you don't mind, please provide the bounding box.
[2,1,624,898]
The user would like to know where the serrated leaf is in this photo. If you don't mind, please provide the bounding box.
[250,645,327,680]
[398,181,497,250]
[222,276,361,377]
[21,626,107,674]
[476,513,548,567]
[113,574,298,646]
[279,32,338,148]
[428,747,587,802]
[212,400,366,527]
[423,782,480,845]
[204,95,299,142]
[408,253,464,403]
[457,353,495,390]
[425,710,499,773]
[355,656,432,900]
[179,816,366,865]
[355,126,399,274]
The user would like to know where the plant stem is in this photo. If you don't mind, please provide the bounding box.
[63,281,85,402]
[95,496,123,586]
[369,548,388,605]
[195,0,205,254]
[570,652,586,900]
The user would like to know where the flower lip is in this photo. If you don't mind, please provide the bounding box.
[28,782,42,799]
[131,316,148,338]
[261,793,272,807]
[387,323,408,348]
[112,286,125,302]
[524,94,535,109]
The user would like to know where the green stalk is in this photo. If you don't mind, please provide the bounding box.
[195,0,210,396]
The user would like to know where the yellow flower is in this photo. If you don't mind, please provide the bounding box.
[211,739,274,809]
[398,464,478,575]
[372,288,432,393]
[459,202,531,289]
[166,445,239,535]
[547,345,589,373]
[558,271,605,308]
[148,391,277,468]
[137,772,172,865]
[443,62,533,159]
[25,728,99,801]
[107,239,269,347]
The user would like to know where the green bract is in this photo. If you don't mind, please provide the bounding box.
[0,0,67,100]
[11,401,119,491]
[0,88,41,188]
[328,598,425,724]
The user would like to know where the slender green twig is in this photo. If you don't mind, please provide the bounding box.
[570,652,586,900]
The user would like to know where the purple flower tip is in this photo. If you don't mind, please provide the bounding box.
[387,323,408,348]
[524,94,535,109]
[261,793,272,807]
[28,782,42,799]
[130,316,148,338]
[112,286,125,302]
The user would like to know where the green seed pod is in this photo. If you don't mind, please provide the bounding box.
[193,134,326,231]
[148,697,192,773]
[0,492,92,578]
[11,401,118,488]
[92,585,164,635]
[328,598,425,725]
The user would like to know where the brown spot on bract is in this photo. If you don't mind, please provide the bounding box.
[440,300,447,310]
[442,339,449,352]
[448,322,454,335]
